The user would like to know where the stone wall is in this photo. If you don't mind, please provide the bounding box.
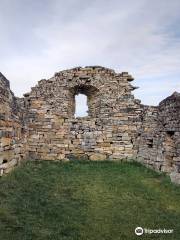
[22,67,142,161]
[0,73,26,175]
[0,66,179,184]
[159,92,180,184]
[137,92,180,183]
[136,105,159,168]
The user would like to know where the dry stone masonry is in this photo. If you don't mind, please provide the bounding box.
[0,66,180,184]
[0,73,26,175]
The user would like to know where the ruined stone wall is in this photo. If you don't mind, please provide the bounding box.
[0,66,179,184]
[159,93,180,184]
[136,105,159,168]
[22,67,142,161]
[137,92,180,183]
[0,73,26,175]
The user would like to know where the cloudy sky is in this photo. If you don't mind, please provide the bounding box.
[1,0,180,112]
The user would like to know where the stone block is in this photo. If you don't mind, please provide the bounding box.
[170,172,180,185]
[0,158,17,170]
[90,153,107,161]
[1,137,12,147]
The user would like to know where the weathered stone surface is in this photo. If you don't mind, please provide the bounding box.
[0,158,17,170]
[90,153,107,161]
[170,172,180,185]
[1,137,12,147]
[137,92,180,179]
[0,67,179,185]
[0,73,27,175]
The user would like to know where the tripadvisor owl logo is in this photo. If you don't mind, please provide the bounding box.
[135,226,174,236]
[135,227,144,236]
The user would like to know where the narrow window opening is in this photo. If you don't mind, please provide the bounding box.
[147,139,153,148]
[75,94,88,117]
[167,131,175,137]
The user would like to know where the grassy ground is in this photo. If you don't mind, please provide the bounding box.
[0,160,180,240]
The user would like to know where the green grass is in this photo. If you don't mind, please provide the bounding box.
[0,160,180,240]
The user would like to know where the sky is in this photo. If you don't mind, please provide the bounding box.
[1,0,180,116]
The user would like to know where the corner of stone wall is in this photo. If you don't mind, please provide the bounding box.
[137,92,180,184]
